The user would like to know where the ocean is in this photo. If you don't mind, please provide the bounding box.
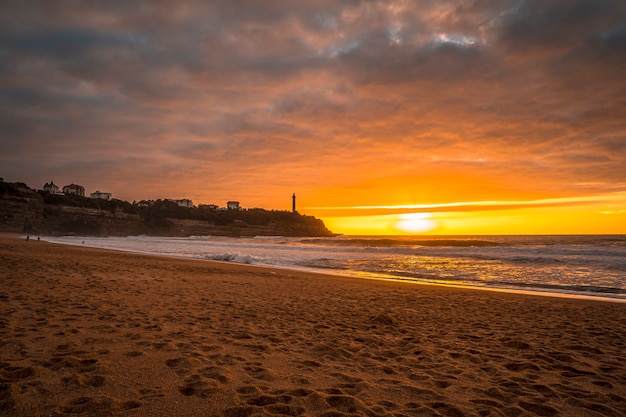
[44,234,626,302]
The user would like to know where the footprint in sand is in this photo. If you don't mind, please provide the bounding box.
[0,340,27,361]
[504,362,540,372]
[519,400,558,416]
[85,375,105,387]
[325,395,362,414]
[427,402,468,417]
[228,393,304,417]
[60,374,105,388]
[222,406,256,417]
[59,396,142,415]
[236,386,260,396]
[178,374,218,398]
[139,387,165,400]
[1,366,35,380]
[165,357,193,376]
[151,342,171,350]
[178,374,232,401]
[0,383,16,413]
[199,366,229,384]
[243,364,275,381]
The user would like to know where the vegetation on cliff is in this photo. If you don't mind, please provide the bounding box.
[0,180,334,237]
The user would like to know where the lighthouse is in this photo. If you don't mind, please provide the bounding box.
[292,193,296,213]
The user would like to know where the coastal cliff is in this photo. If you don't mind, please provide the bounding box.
[0,180,334,237]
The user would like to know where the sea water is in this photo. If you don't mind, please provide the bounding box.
[44,235,626,301]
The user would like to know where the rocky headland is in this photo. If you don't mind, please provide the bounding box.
[0,180,334,237]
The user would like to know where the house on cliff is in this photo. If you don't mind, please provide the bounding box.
[90,191,111,200]
[199,204,219,210]
[135,200,155,207]
[62,184,85,196]
[43,181,62,194]
[167,198,194,208]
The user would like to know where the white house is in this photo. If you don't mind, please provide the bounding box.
[62,184,85,196]
[90,191,111,200]
[167,198,194,208]
[43,181,62,194]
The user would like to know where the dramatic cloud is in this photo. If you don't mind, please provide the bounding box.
[1,0,625,227]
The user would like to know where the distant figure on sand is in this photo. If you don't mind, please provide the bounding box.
[26,235,29,240]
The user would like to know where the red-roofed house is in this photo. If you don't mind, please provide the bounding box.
[62,184,85,196]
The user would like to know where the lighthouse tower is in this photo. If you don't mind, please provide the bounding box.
[292,193,296,213]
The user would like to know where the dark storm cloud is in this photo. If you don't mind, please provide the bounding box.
[497,0,625,50]
[0,0,625,205]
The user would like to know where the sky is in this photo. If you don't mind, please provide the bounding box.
[1,0,625,235]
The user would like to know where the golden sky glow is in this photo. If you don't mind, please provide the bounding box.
[1,1,625,235]
[311,192,626,235]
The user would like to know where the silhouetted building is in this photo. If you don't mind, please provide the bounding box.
[135,200,155,207]
[43,181,61,194]
[199,204,219,210]
[167,198,194,208]
[227,201,241,210]
[62,184,85,196]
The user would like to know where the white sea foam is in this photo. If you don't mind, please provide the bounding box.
[44,234,626,300]
[207,253,255,264]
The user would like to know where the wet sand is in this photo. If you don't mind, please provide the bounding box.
[1,236,625,417]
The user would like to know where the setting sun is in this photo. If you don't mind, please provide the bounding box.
[393,213,438,234]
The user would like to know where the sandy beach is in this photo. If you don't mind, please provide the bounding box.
[1,236,625,417]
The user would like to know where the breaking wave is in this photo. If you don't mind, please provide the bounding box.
[205,253,255,264]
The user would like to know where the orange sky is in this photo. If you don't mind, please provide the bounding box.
[311,194,626,235]
[1,1,625,235]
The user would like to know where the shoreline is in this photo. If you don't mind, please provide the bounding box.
[1,235,625,416]
[35,233,626,304]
